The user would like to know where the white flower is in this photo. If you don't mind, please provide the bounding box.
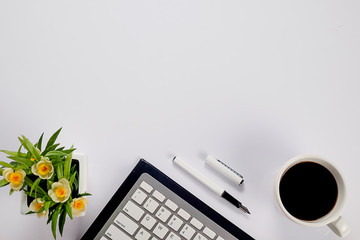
[2,168,26,191]
[29,198,48,218]
[31,157,54,179]
[48,178,71,203]
[70,197,88,217]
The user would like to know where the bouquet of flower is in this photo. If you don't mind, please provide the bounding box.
[0,128,91,239]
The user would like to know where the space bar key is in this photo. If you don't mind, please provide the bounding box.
[105,224,132,240]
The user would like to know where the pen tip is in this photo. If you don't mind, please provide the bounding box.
[240,205,251,214]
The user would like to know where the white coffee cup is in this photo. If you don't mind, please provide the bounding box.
[275,154,350,237]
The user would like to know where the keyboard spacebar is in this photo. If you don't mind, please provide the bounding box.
[105,224,132,240]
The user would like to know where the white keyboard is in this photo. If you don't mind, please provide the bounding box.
[102,177,225,240]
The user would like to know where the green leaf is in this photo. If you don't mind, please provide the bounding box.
[56,164,63,180]
[63,152,72,180]
[44,201,51,212]
[47,204,57,225]
[45,151,68,157]
[51,205,61,239]
[73,176,79,191]
[65,201,73,220]
[19,135,41,161]
[25,211,36,215]
[25,190,45,199]
[37,201,52,216]
[70,164,76,174]
[24,176,47,196]
[37,133,44,151]
[0,168,3,175]
[0,179,9,187]
[17,143,23,156]
[7,156,33,166]
[47,213,53,225]
[37,187,47,196]
[42,143,60,156]
[0,150,26,158]
[59,209,66,236]
[9,188,14,195]
[24,176,34,188]
[69,171,77,188]
[51,157,63,166]
[47,180,53,190]
[30,178,41,196]
[14,165,30,170]
[46,128,62,151]
[19,182,27,191]
[0,161,13,168]
[24,191,35,198]
[61,148,76,155]
[76,192,92,197]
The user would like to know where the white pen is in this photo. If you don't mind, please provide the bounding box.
[205,155,244,185]
[173,156,250,214]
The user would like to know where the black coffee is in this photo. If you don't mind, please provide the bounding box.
[279,161,338,221]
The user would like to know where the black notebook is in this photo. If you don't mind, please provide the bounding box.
[81,159,254,240]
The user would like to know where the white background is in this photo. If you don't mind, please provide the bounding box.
[0,1,359,239]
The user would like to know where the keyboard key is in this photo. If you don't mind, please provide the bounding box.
[168,215,184,231]
[114,212,139,235]
[165,199,178,211]
[100,237,108,240]
[140,181,153,193]
[216,237,224,240]
[180,224,196,240]
[105,224,132,240]
[123,200,145,221]
[166,232,181,240]
[151,237,159,240]
[135,228,151,240]
[143,197,159,213]
[203,227,216,239]
[156,206,171,222]
[141,213,157,230]
[177,208,190,221]
[132,189,147,205]
[194,233,209,240]
[190,217,203,230]
[152,190,165,202]
[153,222,169,239]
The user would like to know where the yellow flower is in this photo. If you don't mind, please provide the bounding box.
[29,198,48,218]
[70,197,88,217]
[2,168,26,191]
[48,178,71,203]
[31,157,54,179]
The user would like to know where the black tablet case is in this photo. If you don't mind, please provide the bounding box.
[81,159,254,240]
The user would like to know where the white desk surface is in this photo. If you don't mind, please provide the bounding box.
[1,1,359,239]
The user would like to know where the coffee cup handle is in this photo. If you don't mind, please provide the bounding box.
[327,216,351,237]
